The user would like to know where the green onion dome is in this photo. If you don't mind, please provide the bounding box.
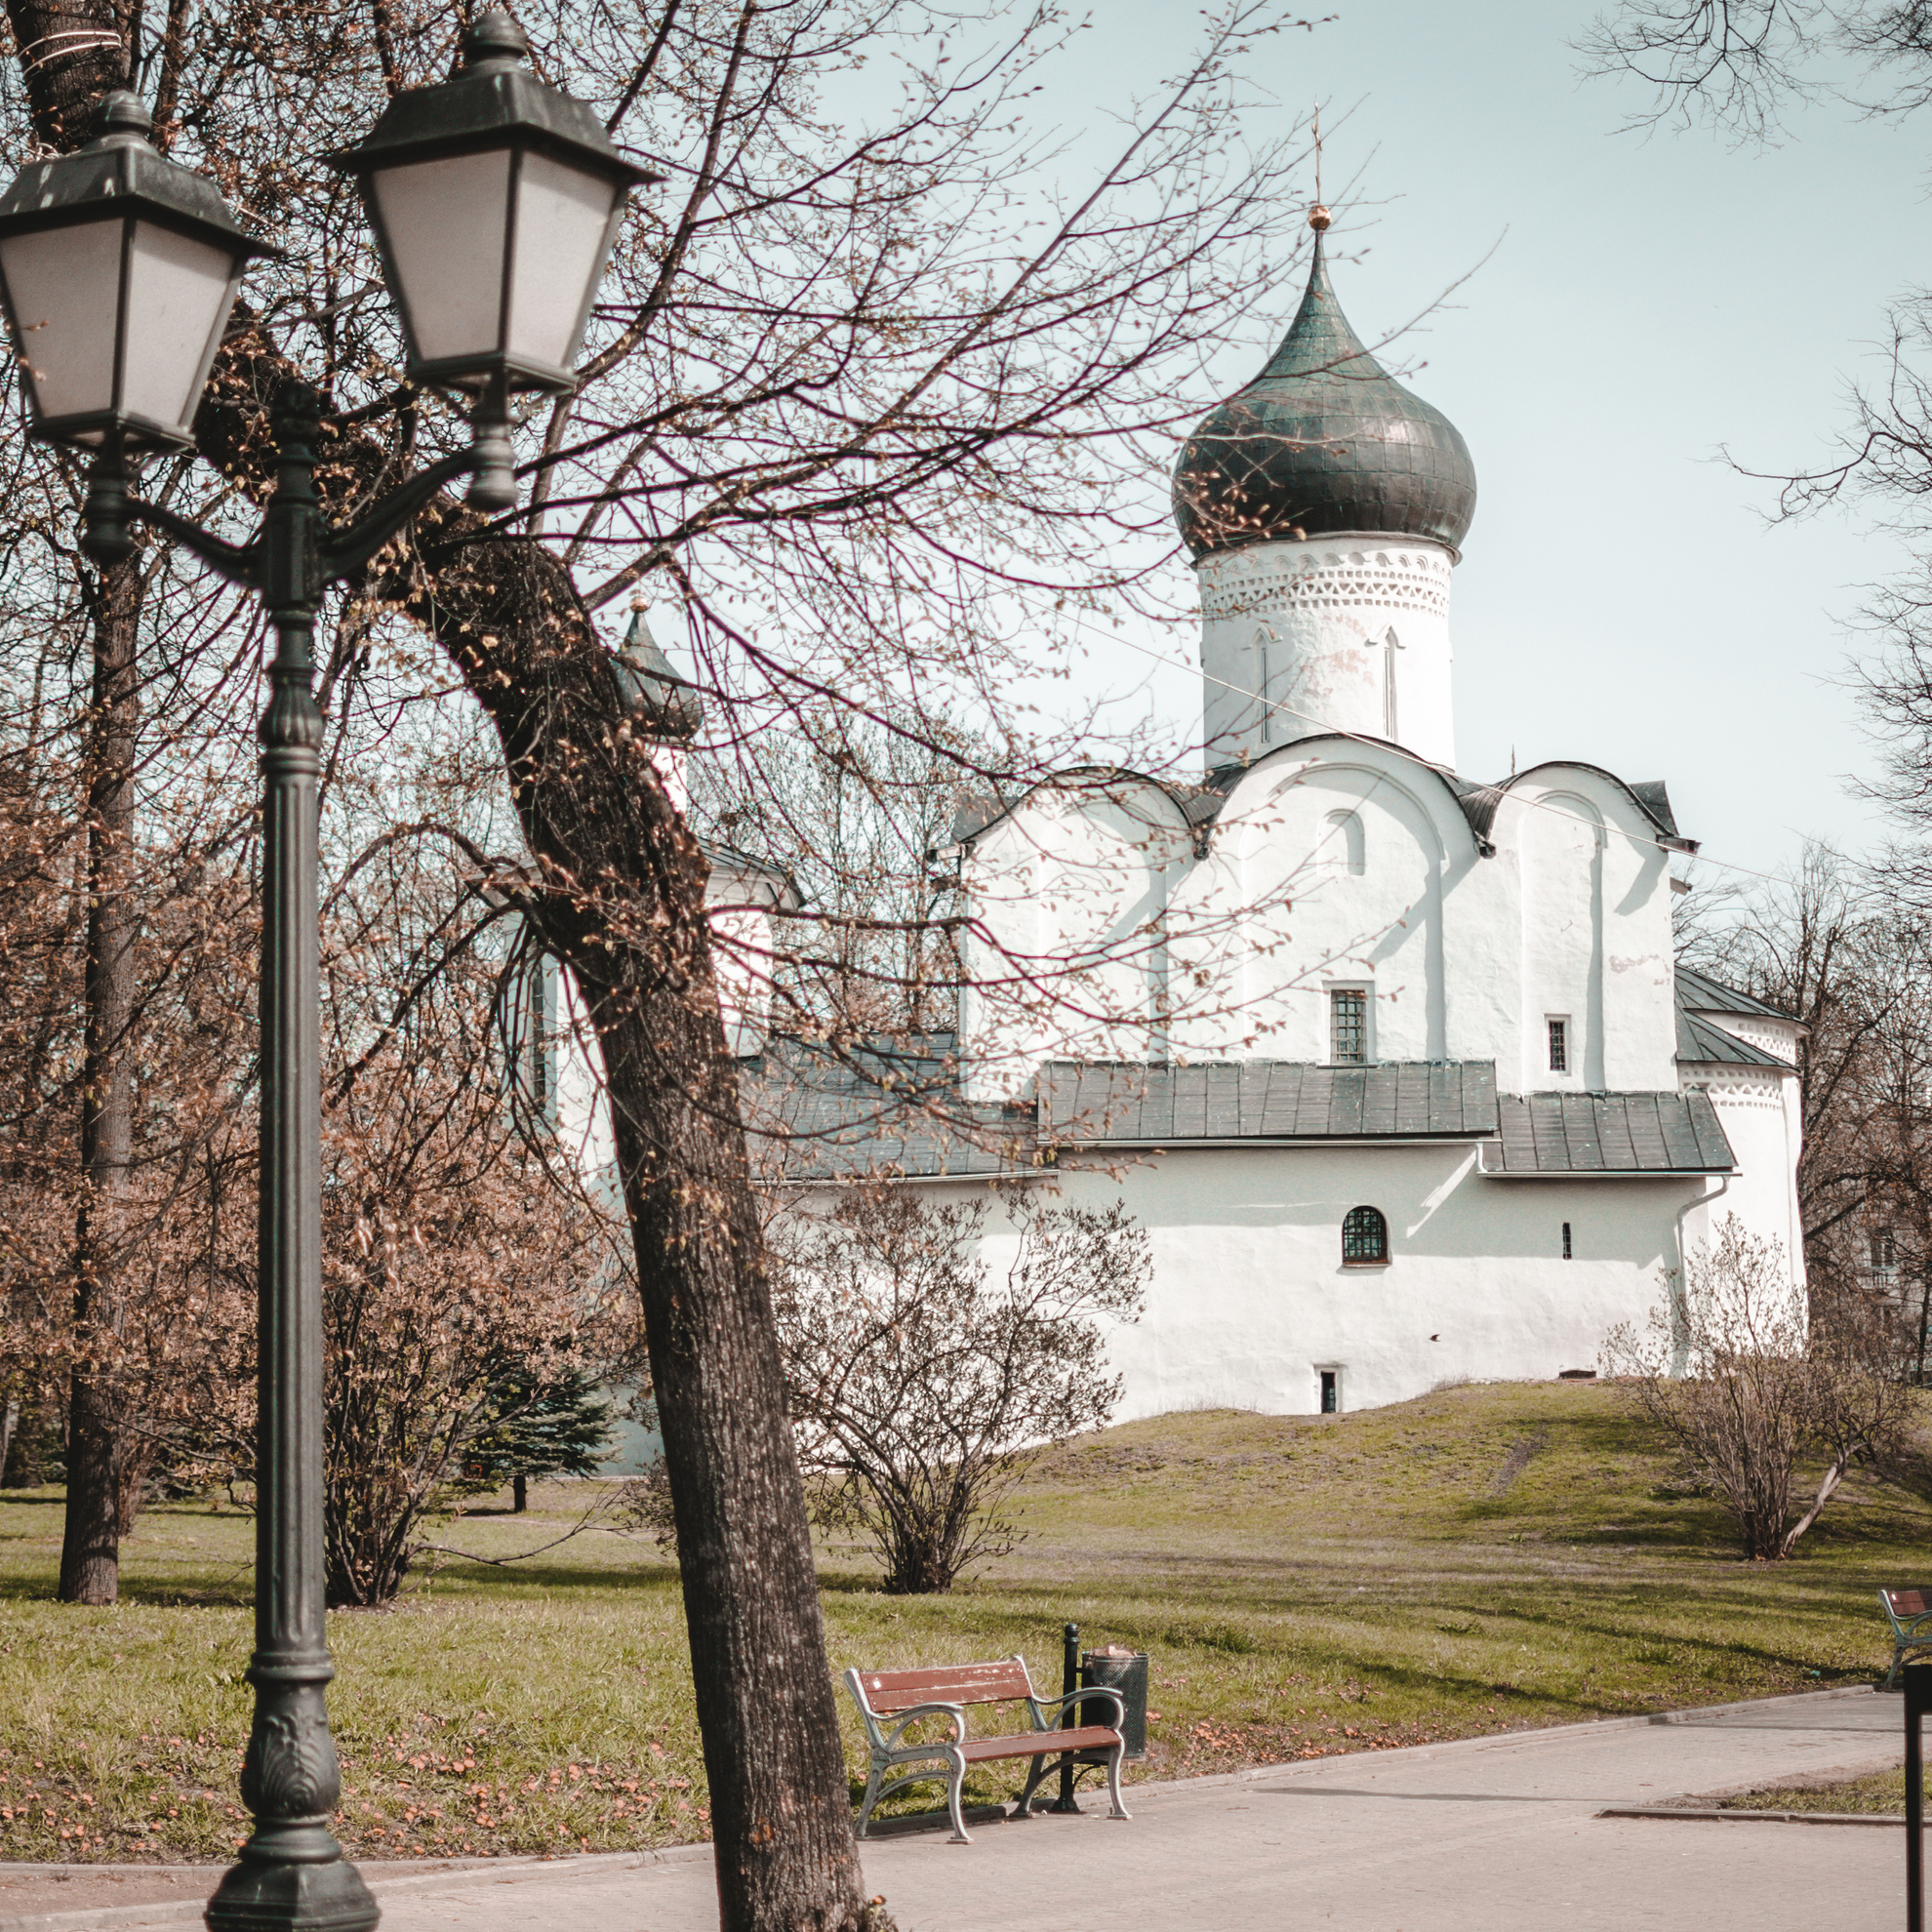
[1173,218,1477,559]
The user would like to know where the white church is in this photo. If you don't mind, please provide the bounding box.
[574,211,1807,1422]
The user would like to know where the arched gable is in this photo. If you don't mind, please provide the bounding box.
[1169,740,1470,1062]
[1487,763,1677,1093]
[1197,734,1489,866]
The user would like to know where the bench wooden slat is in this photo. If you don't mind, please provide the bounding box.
[958,1725,1119,1764]
[1888,1590,1930,1617]
[856,1662,1033,1710]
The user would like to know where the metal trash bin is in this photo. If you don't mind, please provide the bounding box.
[1080,1645,1148,1760]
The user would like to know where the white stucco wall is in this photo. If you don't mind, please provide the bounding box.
[959,745,1683,1093]
[1680,1065,1806,1286]
[1196,535,1457,770]
[1488,768,1678,1094]
[959,778,1189,1100]
[915,1147,1711,1418]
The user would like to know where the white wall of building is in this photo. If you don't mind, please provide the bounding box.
[914,1149,1712,1418]
[960,747,1684,1098]
[1197,535,1458,770]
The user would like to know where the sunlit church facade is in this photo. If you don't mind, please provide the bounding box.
[564,213,1806,1422]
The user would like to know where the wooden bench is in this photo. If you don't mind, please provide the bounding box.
[844,1656,1130,1844]
[1880,1589,1932,1688]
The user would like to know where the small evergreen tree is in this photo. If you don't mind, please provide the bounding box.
[462,1364,617,1512]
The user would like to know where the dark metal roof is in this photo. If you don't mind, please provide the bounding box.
[741,1036,1033,1181]
[1453,763,1692,852]
[1039,1060,1499,1143]
[1676,1007,1791,1068]
[1172,232,1477,560]
[745,1037,1739,1184]
[1676,965,1794,1022]
[1629,782,1679,838]
[1479,1092,1735,1176]
[609,606,704,742]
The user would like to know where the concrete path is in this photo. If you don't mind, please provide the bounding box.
[2,1686,1911,1932]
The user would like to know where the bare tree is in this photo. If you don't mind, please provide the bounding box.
[774,1185,1148,1593]
[1575,0,1932,135]
[1603,1215,1912,1557]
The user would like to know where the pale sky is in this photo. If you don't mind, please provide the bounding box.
[1034,0,1927,884]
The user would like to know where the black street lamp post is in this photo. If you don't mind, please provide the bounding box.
[0,20,652,1929]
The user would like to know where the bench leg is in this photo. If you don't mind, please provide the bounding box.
[1104,1738,1131,1822]
[855,1759,886,1839]
[1892,1646,1906,1692]
[1013,1753,1052,1818]
[944,1747,971,1845]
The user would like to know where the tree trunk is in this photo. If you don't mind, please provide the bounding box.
[1,0,123,148]
[59,553,142,1605]
[595,986,866,1932]
[511,1472,527,1513]
[1,0,141,1610]
[414,537,875,1932]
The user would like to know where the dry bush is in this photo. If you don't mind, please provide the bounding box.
[1603,1216,1915,1558]
[772,1185,1148,1593]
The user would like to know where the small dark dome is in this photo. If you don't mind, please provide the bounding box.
[609,603,704,742]
[1173,231,1477,559]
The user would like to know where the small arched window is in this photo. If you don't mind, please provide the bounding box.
[1342,1205,1389,1267]
[1324,809,1365,875]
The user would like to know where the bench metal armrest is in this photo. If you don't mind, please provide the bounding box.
[881,1702,968,1751]
[1879,1592,1932,1641]
[1029,1685,1124,1732]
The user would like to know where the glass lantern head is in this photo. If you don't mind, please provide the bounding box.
[0,92,276,452]
[330,11,659,398]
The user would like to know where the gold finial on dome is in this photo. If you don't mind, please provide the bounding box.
[1308,204,1332,232]
[628,587,648,611]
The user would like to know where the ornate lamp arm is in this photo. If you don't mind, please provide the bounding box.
[323,447,479,580]
[81,438,479,588]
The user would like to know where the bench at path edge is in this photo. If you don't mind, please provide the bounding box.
[844,1656,1131,1844]
[1879,1589,1932,1688]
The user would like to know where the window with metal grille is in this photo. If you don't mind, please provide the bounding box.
[1319,1370,1339,1414]
[1562,1221,1572,1261]
[529,964,548,1113]
[1331,988,1367,1065]
[1342,1205,1388,1266]
[1548,1017,1568,1073]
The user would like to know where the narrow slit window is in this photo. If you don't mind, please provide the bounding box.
[1342,1204,1388,1266]
[1548,1017,1568,1073]
[1331,988,1367,1065]
[530,964,549,1113]
[1561,1222,1572,1261]
[1319,1370,1339,1415]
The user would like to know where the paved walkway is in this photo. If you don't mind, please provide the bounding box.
[1,1687,1911,1932]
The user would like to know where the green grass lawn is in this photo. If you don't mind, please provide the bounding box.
[3,1380,1926,1866]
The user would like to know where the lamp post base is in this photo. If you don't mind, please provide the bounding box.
[204,1837,379,1932]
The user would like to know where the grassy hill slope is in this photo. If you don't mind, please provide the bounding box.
[1,1381,1924,1861]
